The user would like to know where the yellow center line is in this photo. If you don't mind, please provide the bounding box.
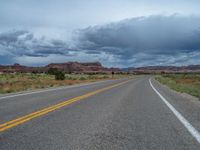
[0,80,130,132]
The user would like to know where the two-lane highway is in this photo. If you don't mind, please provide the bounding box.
[0,76,200,149]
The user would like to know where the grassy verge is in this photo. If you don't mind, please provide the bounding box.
[0,73,130,94]
[155,74,200,100]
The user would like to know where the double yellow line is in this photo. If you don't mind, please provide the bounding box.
[0,80,130,133]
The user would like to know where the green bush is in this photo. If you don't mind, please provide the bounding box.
[55,71,65,80]
[47,68,59,75]
[79,76,87,80]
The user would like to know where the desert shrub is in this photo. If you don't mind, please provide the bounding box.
[79,76,87,80]
[55,71,65,80]
[65,75,73,80]
[47,68,59,75]
[102,75,109,79]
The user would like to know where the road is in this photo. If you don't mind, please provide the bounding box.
[0,76,200,149]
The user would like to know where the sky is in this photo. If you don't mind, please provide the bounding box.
[0,0,200,67]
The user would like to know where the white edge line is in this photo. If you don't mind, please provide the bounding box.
[149,78,200,144]
[0,79,111,100]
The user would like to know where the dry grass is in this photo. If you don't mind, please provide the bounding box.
[0,73,130,94]
[155,73,200,100]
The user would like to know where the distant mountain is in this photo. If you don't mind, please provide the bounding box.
[127,65,200,73]
[0,62,120,73]
[1,62,200,74]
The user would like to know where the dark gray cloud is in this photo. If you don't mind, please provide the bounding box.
[0,30,73,58]
[1,15,200,67]
[74,15,200,66]
[76,15,200,53]
[0,30,82,66]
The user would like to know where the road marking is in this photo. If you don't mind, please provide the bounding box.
[149,78,200,144]
[0,80,130,132]
[0,80,111,100]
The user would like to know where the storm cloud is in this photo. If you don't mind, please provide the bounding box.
[0,30,72,56]
[0,30,79,65]
[1,15,200,67]
[74,15,200,66]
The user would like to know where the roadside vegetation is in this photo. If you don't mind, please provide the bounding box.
[0,73,130,94]
[155,73,200,100]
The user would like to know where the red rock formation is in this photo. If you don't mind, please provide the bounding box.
[0,62,120,74]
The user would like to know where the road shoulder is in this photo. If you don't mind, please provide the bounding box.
[151,77,200,134]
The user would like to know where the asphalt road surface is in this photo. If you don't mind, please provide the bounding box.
[0,76,200,150]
